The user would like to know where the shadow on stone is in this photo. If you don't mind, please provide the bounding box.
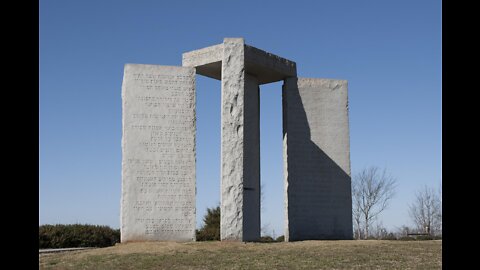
[283,77,352,241]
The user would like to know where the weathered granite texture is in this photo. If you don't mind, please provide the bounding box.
[182,39,296,84]
[283,77,353,241]
[219,38,261,241]
[220,38,246,240]
[182,44,223,80]
[183,38,295,241]
[121,64,196,242]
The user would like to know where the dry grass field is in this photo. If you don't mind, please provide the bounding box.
[39,240,442,269]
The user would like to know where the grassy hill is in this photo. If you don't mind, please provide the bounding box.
[39,240,442,269]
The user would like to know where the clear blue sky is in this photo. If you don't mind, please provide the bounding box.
[40,0,442,236]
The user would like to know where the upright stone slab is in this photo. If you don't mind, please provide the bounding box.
[121,64,196,242]
[183,38,296,241]
[220,38,259,241]
[241,73,260,241]
[283,77,353,241]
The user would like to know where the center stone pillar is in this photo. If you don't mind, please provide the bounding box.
[183,37,296,242]
[221,38,260,241]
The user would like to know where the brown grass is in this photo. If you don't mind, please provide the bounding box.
[39,240,442,269]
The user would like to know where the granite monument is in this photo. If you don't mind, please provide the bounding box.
[121,38,352,242]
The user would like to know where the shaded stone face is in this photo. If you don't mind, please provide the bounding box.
[121,64,196,242]
[283,78,352,241]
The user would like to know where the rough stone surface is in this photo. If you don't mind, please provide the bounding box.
[182,39,296,85]
[283,77,352,241]
[184,38,262,242]
[182,44,223,67]
[182,44,223,80]
[121,64,196,242]
[220,38,246,241]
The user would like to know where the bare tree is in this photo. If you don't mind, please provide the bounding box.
[437,183,442,234]
[260,183,269,236]
[371,220,388,239]
[408,185,442,236]
[352,166,396,239]
[261,183,266,214]
[261,223,271,237]
[352,179,363,239]
[394,225,413,239]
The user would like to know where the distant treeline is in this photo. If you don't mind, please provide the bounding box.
[39,224,120,249]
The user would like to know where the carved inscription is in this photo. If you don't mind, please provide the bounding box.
[121,64,195,242]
